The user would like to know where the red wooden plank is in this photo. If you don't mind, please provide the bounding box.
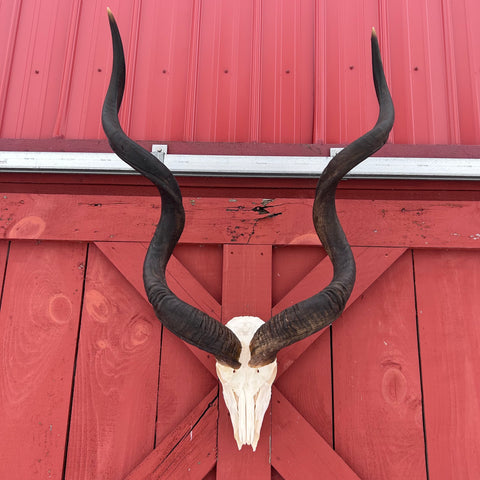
[3,194,479,248]
[274,329,333,446]
[96,242,217,454]
[95,241,147,300]
[64,245,161,480]
[217,244,272,479]
[332,252,427,479]
[272,389,360,480]
[0,240,9,288]
[96,241,220,376]
[222,244,273,321]
[275,247,407,377]
[414,250,480,478]
[217,398,272,478]
[272,245,326,306]
[94,243,219,473]
[96,242,221,319]
[125,388,218,480]
[0,240,86,480]
[174,244,223,304]
[156,328,217,446]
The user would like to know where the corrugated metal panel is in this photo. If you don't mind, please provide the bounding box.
[0,0,479,145]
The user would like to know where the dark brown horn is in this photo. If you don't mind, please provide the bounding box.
[102,9,241,369]
[249,29,394,367]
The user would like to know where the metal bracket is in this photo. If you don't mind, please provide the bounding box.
[151,144,168,162]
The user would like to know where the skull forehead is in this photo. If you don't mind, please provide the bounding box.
[225,316,265,344]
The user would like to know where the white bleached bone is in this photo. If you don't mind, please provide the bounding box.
[216,316,277,451]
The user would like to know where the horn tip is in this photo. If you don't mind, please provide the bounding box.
[107,7,115,21]
[371,27,377,38]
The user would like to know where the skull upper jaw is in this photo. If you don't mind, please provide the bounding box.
[216,316,278,450]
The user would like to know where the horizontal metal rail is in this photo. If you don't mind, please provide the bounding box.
[0,146,479,180]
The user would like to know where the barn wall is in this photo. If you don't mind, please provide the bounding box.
[0,174,479,479]
[0,0,479,145]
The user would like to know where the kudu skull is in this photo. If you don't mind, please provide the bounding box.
[102,9,394,451]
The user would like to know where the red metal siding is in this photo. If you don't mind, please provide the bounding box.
[0,0,479,144]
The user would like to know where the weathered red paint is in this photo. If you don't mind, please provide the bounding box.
[415,250,480,480]
[1,174,479,479]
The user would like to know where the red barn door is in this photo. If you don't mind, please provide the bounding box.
[1,180,479,479]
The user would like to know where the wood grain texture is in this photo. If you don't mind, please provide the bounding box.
[156,328,217,446]
[332,252,427,480]
[274,328,333,446]
[217,244,273,478]
[97,242,218,463]
[414,250,480,479]
[272,389,360,480]
[96,241,220,376]
[2,194,480,248]
[275,247,407,377]
[96,242,222,320]
[274,248,407,455]
[64,245,161,480]
[0,240,86,480]
[125,389,218,480]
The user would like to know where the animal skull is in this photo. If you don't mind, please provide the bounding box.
[102,9,394,451]
[216,317,277,451]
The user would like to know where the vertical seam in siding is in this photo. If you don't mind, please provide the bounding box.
[229,4,241,142]
[53,0,83,138]
[294,1,301,143]
[39,0,64,138]
[212,4,221,142]
[422,3,436,143]
[440,0,461,143]
[275,4,281,142]
[404,1,416,143]
[249,0,262,142]
[184,0,202,142]
[463,0,480,142]
[15,0,42,138]
[122,0,142,136]
[0,0,23,135]
[76,1,101,138]
[313,0,326,144]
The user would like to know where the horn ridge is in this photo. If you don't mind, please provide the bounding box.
[249,30,394,367]
[102,10,242,369]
